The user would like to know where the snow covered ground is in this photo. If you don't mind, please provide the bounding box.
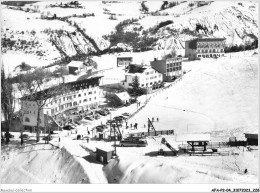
[127,50,259,136]
[1,49,258,184]
[1,1,259,185]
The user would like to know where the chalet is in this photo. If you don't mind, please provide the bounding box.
[121,64,163,92]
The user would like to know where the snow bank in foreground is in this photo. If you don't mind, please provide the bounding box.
[1,143,105,183]
[103,153,258,184]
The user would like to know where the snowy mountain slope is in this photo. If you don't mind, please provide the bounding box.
[137,1,258,50]
[1,1,258,72]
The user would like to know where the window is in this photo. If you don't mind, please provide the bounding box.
[89,98,92,101]
[25,117,30,122]
[79,100,81,103]
[63,97,65,101]
[83,99,87,102]
[141,84,144,87]
[78,94,81,97]
[150,82,153,85]
[84,93,86,96]
[94,97,96,100]
[59,99,61,103]
[73,102,77,106]
[94,91,96,94]
[74,95,76,98]
[88,92,92,95]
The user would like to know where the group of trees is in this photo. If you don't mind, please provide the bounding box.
[160,1,179,10]
[141,1,149,13]
[104,18,158,52]
[224,40,258,53]
[1,67,16,144]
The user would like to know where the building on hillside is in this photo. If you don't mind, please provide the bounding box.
[244,133,258,145]
[150,57,182,82]
[120,64,163,93]
[117,57,133,68]
[68,61,87,75]
[20,77,103,129]
[185,38,226,60]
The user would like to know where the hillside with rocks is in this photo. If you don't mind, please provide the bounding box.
[1,1,258,73]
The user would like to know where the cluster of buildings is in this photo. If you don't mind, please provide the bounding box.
[20,37,226,130]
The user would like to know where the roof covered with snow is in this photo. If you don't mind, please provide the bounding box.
[67,61,83,68]
[128,64,146,74]
[114,92,130,101]
[176,134,211,142]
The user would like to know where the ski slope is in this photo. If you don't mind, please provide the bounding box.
[127,51,259,135]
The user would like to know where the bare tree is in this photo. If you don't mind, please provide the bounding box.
[16,68,69,142]
[1,66,16,144]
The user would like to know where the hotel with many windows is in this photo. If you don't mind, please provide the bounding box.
[21,77,103,128]
[185,38,226,60]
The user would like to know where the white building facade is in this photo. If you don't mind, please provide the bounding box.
[21,77,103,127]
[185,38,226,60]
[121,64,163,90]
